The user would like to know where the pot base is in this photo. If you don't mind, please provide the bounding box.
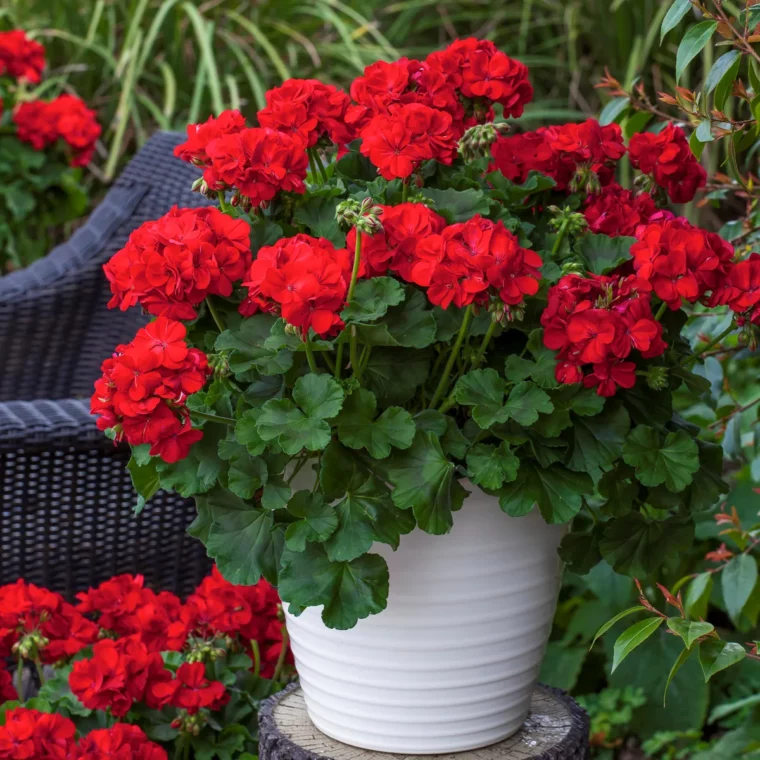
[259,683,590,759]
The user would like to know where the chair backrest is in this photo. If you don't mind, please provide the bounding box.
[0,399,212,599]
[0,131,211,401]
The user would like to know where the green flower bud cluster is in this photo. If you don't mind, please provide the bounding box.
[644,366,669,391]
[548,206,587,235]
[186,640,227,664]
[458,122,511,163]
[336,197,383,234]
[13,631,48,660]
[172,710,207,736]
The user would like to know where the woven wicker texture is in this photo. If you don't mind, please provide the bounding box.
[0,133,213,598]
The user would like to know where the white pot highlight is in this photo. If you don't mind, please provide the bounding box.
[284,483,566,754]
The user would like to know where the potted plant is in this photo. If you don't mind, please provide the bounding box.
[92,38,738,753]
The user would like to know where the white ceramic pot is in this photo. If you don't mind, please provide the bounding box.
[284,482,566,754]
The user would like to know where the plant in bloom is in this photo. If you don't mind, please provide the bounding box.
[0,569,291,756]
[0,30,100,271]
[93,38,740,632]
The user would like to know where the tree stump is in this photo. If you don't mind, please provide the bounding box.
[259,684,590,760]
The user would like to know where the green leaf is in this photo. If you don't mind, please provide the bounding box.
[705,49,742,96]
[722,554,759,623]
[215,314,293,376]
[600,513,694,576]
[663,645,694,707]
[388,431,467,534]
[577,234,635,275]
[676,21,718,82]
[202,490,284,585]
[666,619,714,649]
[127,455,160,515]
[419,187,490,222]
[684,573,713,620]
[337,388,416,459]
[454,368,507,428]
[698,639,747,681]
[341,277,405,324]
[612,617,665,672]
[525,329,560,389]
[293,374,344,419]
[504,354,534,383]
[539,642,587,692]
[485,170,556,205]
[599,96,630,126]
[293,192,346,246]
[284,490,338,552]
[358,289,437,349]
[497,462,593,524]
[566,403,630,481]
[623,426,699,492]
[503,381,553,426]
[364,348,431,405]
[695,119,713,143]
[590,606,646,650]
[261,476,290,511]
[414,409,448,437]
[441,417,470,460]
[227,452,267,500]
[279,545,389,629]
[466,442,520,490]
[661,0,693,41]
[257,399,331,455]
[558,528,603,575]
[235,409,267,456]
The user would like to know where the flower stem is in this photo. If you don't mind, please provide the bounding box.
[349,326,360,377]
[401,181,409,203]
[250,639,261,679]
[551,218,571,256]
[471,318,498,369]
[15,657,23,699]
[336,229,363,379]
[272,625,290,683]
[429,304,474,409]
[206,296,226,333]
[684,323,736,369]
[192,410,236,426]
[304,338,319,374]
[34,659,45,688]
[307,150,319,181]
[217,190,232,214]
[654,302,668,321]
[309,148,329,183]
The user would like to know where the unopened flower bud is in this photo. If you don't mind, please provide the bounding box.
[570,165,602,195]
[191,177,210,196]
[645,366,669,391]
[458,122,510,162]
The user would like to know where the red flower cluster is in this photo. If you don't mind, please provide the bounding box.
[346,202,447,278]
[630,217,734,310]
[258,79,355,148]
[347,39,532,135]
[490,119,625,190]
[90,317,211,463]
[542,274,666,396]
[407,214,542,309]
[709,252,760,325]
[0,580,98,665]
[628,124,707,203]
[13,94,101,167]
[174,110,247,166]
[360,103,458,180]
[152,662,228,715]
[242,234,352,336]
[0,708,76,760]
[0,30,45,83]
[0,666,16,703]
[583,184,672,237]
[69,638,173,717]
[104,206,251,320]
[77,725,167,760]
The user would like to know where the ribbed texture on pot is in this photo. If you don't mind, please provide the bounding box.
[285,487,565,754]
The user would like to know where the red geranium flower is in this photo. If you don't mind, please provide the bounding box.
[0,665,16,703]
[630,217,734,310]
[0,31,45,83]
[0,708,76,760]
[104,205,251,320]
[150,662,228,715]
[628,124,707,203]
[359,103,457,180]
[174,110,247,166]
[77,725,167,760]
[541,273,665,395]
[259,79,355,148]
[709,252,760,325]
[583,184,673,237]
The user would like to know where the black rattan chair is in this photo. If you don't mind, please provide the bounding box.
[0,132,213,599]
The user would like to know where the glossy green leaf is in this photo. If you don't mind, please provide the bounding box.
[590,605,647,650]
[623,426,699,492]
[466,442,520,490]
[676,21,718,82]
[341,277,405,324]
[661,0,693,42]
[722,554,758,623]
[666,618,714,649]
[698,639,747,681]
[684,573,713,620]
[663,644,693,706]
[611,617,665,672]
